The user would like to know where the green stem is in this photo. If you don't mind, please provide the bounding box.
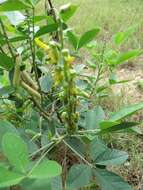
[0,19,15,60]
[26,9,42,96]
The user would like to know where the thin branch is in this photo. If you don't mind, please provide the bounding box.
[0,19,15,59]
[30,97,50,120]
[45,0,59,41]
[63,139,94,168]
[26,10,42,95]
[0,46,5,54]
[89,39,107,97]
[28,136,64,176]
[47,0,57,22]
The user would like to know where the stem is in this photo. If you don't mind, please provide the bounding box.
[63,139,94,168]
[30,97,50,120]
[59,19,64,49]
[28,136,64,176]
[89,64,102,97]
[45,0,59,41]
[89,40,106,97]
[30,141,54,158]
[0,46,5,54]
[0,19,15,59]
[26,9,42,95]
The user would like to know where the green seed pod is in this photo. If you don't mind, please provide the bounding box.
[61,111,68,121]
[21,81,41,101]
[21,71,38,90]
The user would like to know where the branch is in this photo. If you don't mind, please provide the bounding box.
[0,19,15,59]
[26,10,42,96]
[46,0,59,41]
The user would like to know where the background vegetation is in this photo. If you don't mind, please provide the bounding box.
[0,0,143,189]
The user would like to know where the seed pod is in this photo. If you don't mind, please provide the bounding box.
[61,111,68,121]
[21,71,38,90]
[77,88,90,98]
[21,81,41,101]
[13,55,21,88]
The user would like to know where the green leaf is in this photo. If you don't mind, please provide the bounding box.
[0,52,14,70]
[100,121,120,128]
[34,15,54,24]
[96,149,128,166]
[85,106,105,129]
[0,35,28,45]
[109,102,143,122]
[20,179,51,190]
[66,164,92,190]
[99,122,139,133]
[65,137,86,157]
[67,31,78,50]
[95,168,132,190]
[2,133,30,173]
[77,28,100,49]
[116,49,142,65]
[29,160,62,179]
[27,0,40,6]
[0,85,14,97]
[40,75,53,93]
[35,24,58,37]
[21,176,62,190]
[60,3,78,22]
[114,26,137,45]
[51,176,62,190]
[105,49,117,65]
[0,120,18,149]
[0,166,24,188]
[90,137,107,161]
[0,0,29,11]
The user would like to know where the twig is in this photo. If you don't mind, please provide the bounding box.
[63,139,94,168]
[0,19,15,59]
[89,39,107,97]
[28,135,65,176]
[31,97,50,120]
[0,46,5,54]
[45,0,59,41]
[26,10,42,95]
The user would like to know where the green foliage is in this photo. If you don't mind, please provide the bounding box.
[109,102,143,121]
[2,133,30,173]
[77,28,100,49]
[0,0,30,11]
[66,164,92,190]
[85,106,105,129]
[0,53,14,70]
[95,149,128,166]
[0,133,62,188]
[0,0,142,190]
[95,168,132,190]
[35,23,59,37]
[60,3,78,22]
[40,75,53,93]
[0,166,24,188]
[29,160,62,179]
[113,26,137,45]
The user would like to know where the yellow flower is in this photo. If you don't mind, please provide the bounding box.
[35,38,50,51]
[35,38,58,64]
[53,69,63,86]
[65,55,75,64]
